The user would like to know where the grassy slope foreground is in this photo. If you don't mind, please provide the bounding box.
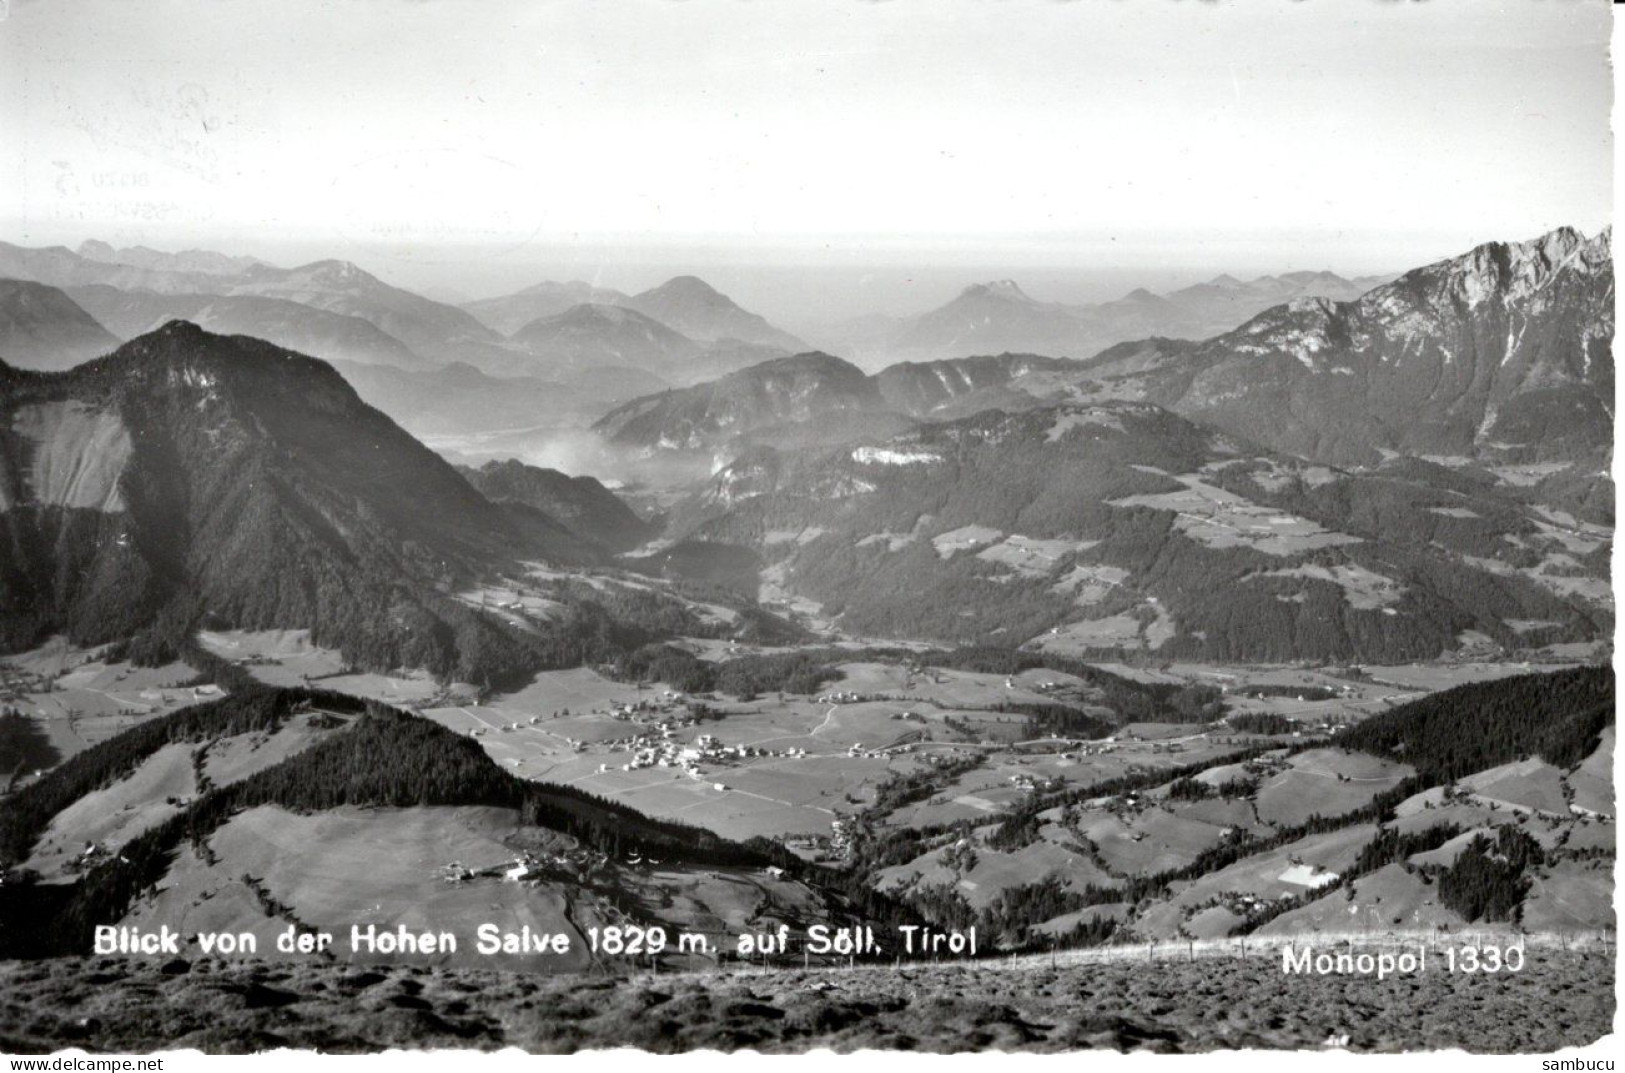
[0,946,1611,1054]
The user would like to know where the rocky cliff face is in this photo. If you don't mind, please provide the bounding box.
[1114,228,1613,466]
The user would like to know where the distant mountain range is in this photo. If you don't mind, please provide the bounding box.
[471,275,808,381]
[813,270,1392,367]
[0,243,814,421]
[504,302,790,384]
[618,275,809,352]
[511,303,697,372]
[0,242,262,296]
[64,283,433,370]
[74,239,270,277]
[223,259,519,372]
[603,228,1611,475]
[463,280,634,336]
[461,274,811,355]
[0,243,517,372]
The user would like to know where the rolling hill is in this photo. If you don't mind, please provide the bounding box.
[876,664,1614,946]
[668,400,1609,662]
[510,303,699,374]
[593,352,1079,458]
[886,281,1100,361]
[463,280,633,336]
[458,459,653,552]
[593,352,888,455]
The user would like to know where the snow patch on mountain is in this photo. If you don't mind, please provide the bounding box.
[851,445,942,466]
[1046,409,1125,441]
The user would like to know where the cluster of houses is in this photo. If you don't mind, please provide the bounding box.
[828,816,859,856]
[815,690,874,705]
[62,840,127,875]
[607,691,692,720]
[1006,772,1064,795]
[466,690,701,747]
[1211,890,1291,919]
[611,728,809,779]
[1005,678,1067,693]
[439,848,612,886]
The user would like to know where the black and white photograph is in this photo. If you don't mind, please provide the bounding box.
[0,0,1615,1059]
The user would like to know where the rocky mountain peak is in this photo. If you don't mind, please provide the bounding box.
[961,280,1033,303]
[644,275,728,305]
[297,259,372,285]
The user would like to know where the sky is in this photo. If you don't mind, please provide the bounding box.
[0,0,1613,319]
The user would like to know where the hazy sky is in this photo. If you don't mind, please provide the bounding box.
[0,0,1612,315]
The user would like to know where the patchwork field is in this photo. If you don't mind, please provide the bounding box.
[1110,470,1363,557]
[1,638,210,774]
[197,629,476,706]
[1253,749,1414,827]
[411,657,1313,848]
[23,709,352,882]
